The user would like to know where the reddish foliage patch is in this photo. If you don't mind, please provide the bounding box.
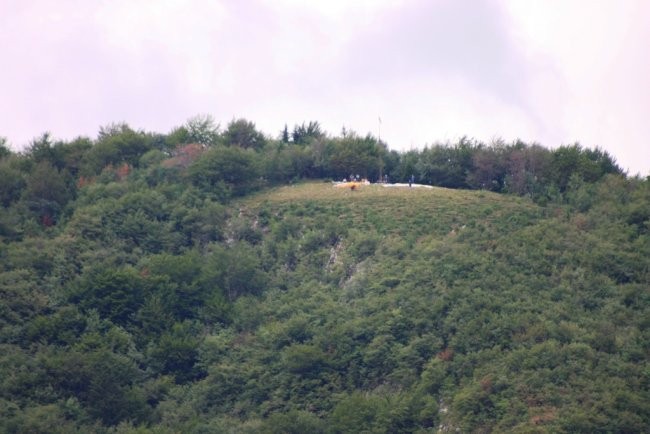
[41,214,55,227]
[529,407,557,425]
[480,376,493,393]
[101,163,132,182]
[76,176,95,188]
[438,348,454,361]
[162,143,206,169]
[573,213,590,231]
[115,163,131,181]
[553,207,566,219]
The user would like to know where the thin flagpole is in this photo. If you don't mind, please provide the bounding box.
[378,116,383,182]
[378,116,382,144]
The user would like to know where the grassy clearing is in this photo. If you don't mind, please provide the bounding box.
[241,181,541,239]
[245,181,536,213]
[247,181,486,204]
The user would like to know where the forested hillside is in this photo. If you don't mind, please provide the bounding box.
[0,119,648,433]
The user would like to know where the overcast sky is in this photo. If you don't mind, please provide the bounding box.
[1,0,648,175]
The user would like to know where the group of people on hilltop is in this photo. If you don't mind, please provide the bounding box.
[340,173,416,186]
[379,174,414,185]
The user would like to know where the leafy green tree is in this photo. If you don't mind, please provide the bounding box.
[451,382,496,431]
[0,157,25,207]
[292,121,323,145]
[282,343,328,375]
[264,143,298,182]
[170,196,226,246]
[73,267,146,326]
[329,392,390,433]
[26,132,64,169]
[0,136,11,159]
[81,123,151,175]
[326,134,382,180]
[466,143,507,191]
[135,292,175,339]
[201,243,267,301]
[21,161,73,225]
[0,401,84,434]
[382,149,401,181]
[57,137,93,176]
[503,142,553,196]
[261,410,325,434]
[223,243,268,300]
[550,143,621,192]
[147,321,205,383]
[0,269,47,336]
[185,114,220,146]
[416,139,474,188]
[189,145,261,198]
[165,125,191,148]
[584,146,622,177]
[223,118,266,150]
[281,124,290,144]
[52,347,149,426]
[393,149,419,182]
[142,251,207,319]
[25,306,87,346]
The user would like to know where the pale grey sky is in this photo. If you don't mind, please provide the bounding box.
[1,0,648,175]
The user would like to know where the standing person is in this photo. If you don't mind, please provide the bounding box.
[409,174,414,187]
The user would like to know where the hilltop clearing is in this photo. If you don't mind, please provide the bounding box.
[240,181,540,240]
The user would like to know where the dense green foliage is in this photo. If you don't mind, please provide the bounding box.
[0,121,648,433]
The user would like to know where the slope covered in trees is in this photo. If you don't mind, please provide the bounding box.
[0,120,648,432]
